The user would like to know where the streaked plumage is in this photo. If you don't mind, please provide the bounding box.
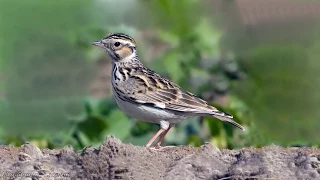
[92,33,245,149]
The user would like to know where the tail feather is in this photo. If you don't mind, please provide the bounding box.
[211,111,245,131]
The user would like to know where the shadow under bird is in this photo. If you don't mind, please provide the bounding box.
[92,33,245,150]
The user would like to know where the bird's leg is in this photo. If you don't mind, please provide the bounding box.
[145,128,165,148]
[153,126,172,149]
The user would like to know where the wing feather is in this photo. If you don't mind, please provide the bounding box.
[116,66,217,114]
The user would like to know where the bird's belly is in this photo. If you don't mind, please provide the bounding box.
[113,95,188,124]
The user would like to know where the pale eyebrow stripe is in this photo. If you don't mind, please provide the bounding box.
[115,39,135,47]
[102,39,135,47]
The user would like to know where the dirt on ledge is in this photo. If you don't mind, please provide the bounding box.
[0,136,319,180]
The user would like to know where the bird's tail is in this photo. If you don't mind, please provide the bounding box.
[211,111,245,131]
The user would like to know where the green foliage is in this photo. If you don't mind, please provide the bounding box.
[1,0,319,150]
[0,0,253,150]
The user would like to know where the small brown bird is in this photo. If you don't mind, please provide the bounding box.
[92,33,245,149]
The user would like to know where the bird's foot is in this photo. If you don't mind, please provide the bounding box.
[147,145,175,151]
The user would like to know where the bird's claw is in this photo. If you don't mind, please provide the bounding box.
[147,145,175,151]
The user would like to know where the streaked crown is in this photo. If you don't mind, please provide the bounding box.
[103,33,136,46]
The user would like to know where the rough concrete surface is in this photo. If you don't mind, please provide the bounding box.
[0,136,320,180]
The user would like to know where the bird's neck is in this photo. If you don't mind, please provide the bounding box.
[119,52,137,63]
[112,52,142,67]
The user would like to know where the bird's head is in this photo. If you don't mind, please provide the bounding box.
[92,33,137,62]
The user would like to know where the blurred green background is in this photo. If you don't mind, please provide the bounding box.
[0,0,320,149]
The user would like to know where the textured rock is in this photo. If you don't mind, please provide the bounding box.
[0,136,319,180]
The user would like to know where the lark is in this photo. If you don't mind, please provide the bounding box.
[92,33,245,149]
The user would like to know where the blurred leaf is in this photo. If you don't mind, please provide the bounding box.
[30,139,48,149]
[157,30,179,46]
[130,121,156,136]
[205,117,222,136]
[194,19,221,54]
[78,116,108,140]
[187,135,202,147]
[98,98,117,116]
[210,134,227,148]
[77,131,91,147]
[103,109,131,140]
[162,51,184,83]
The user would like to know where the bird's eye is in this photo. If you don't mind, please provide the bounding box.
[114,42,121,47]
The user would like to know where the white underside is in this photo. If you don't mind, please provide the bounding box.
[113,91,190,126]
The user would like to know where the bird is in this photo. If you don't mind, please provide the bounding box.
[91,33,245,150]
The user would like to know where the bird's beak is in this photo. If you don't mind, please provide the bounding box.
[91,41,105,49]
